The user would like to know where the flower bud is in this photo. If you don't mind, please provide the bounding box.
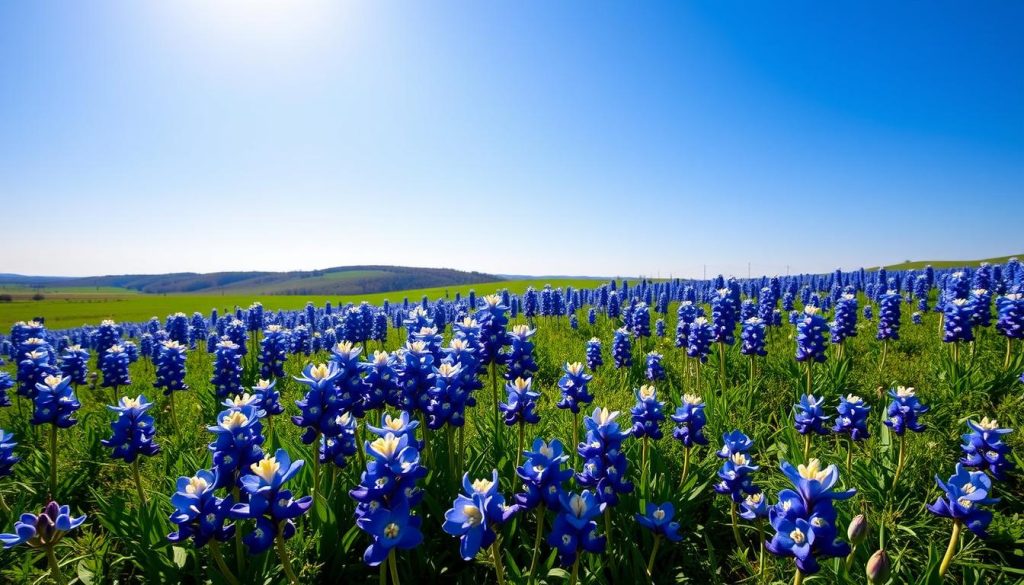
[847,514,867,545]
[866,549,891,584]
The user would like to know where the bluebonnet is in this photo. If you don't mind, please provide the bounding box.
[943,299,974,343]
[95,320,122,355]
[606,290,621,320]
[207,406,265,489]
[687,317,713,362]
[223,392,267,419]
[644,351,665,382]
[230,449,313,554]
[675,301,699,348]
[0,372,12,407]
[515,438,574,510]
[636,502,682,541]
[739,492,769,521]
[996,293,1024,339]
[252,378,284,416]
[320,412,359,467]
[292,363,344,444]
[155,340,189,397]
[427,362,470,429]
[396,341,435,413]
[260,325,289,379]
[547,490,606,566]
[740,317,767,356]
[99,345,132,389]
[969,289,992,328]
[585,338,603,371]
[711,288,738,345]
[557,362,594,414]
[927,464,999,537]
[167,312,190,345]
[655,318,666,338]
[504,325,538,382]
[476,295,510,366]
[960,418,1014,481]
[224,319,248,355]
[765,459,856,574]
[168,470,235,547]
[863,305,873,321]
[671,394,708,448]
[361,350,400,411]
[611,327,632,369]
[330,341,366,417]
[58,345,89,386]
[102,395,160,462]
[713,430,759,503]
[0,501,85,549]
[32,375,81,428]
[18,348,59,398]
[795,307,828,363]
[500,377,540,426]
[577,407,634,505]
[912,311,922,325]
[351,432,427,566]
[832,395,871,441]
[630,385,666,440]
[0,430,20,478]
[632,302,651,339]
[211,339,243,399]
[876,290,901,341]
[794,395,831,436]
[884,386,928,435]
[442,470,518,560]
[587,308,597,326]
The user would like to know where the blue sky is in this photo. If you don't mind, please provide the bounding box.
[1,1,1021,278]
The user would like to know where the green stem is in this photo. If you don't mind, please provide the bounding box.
[312,434,322,503]
[517,422,525,472]
[0,492,9,515]
[793,567,803,585]
[938,520,961,578]
[491,363,501,467]
[730,501,743,549]
[844,543,857,574]
[568,555,580,585]
[46,545,65,585]
[803,434,811,463]
[646,535,661,580]
[805,362,812,397]
[491,541,506,585]
[679,447,691,489]
[132,460,147,507]
[892,434,906,489]
[879,340,888,372]
[49,425,58,497]
[718,341,726,391]
[529,505,545,585]
[274,529,299,585]
[572,411,579,468]
[846,439,854,474]
[641,436,649,500]
[388,549,400,585]
[604,508,613,557]
[1006,337,1013,369]
[756,519,765,577]
[209,541,241,585]
[169,391,179,434]
[458,425,465,480]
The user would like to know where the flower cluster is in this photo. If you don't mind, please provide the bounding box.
[884,386,928,435]
[713,430,759,503]
[207,406,265,489]
[442,471,518,559]
[927,464,999,537]
[671,394,708,448]
[611,327,632,369]
[585,338,603,371]
[100,345,132,389]
[557,362,594,414]
[155,341,189,396]
[547,490,606,566]
[32,375,81,428]
[577,408,634,505]
[500,377,541,426]
[687,317,713,362]
[102,395,160,462]
[515,438,574,510]
[740,317,767,356]
[876,290,901,341]
[0,501,86,549]
[960,418,1014,480]
[230,449,313,554]
[832,395,871,441]
[504,325,538,382]
[795,307,828,363]
[630,385,666,440]
[167,469,235,547]
[766,459,856,574]
[794,394,831,436]
[211,339,243,399]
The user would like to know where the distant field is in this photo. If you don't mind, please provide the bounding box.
[877,253,1021,271]
[0,278,604,330]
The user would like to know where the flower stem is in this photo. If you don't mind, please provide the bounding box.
[529,505,545,585]
[678,447,691,489]
[46,545,65,585]
[132,459,147,507]
[49,424,58,498]
[312,433,322,503]
[517,422,525,472]
[846,439,854,473]
[844,543,856,573]
[718,342,726,391]
[646,535,661,580]
[803,434,811,463]
[892,434,906,489]
[805,363,812,397]
[274,530,299,585]
[939,520,961,578]
[1005,337,1013,369]
[572,411,579,468]
[641,436,649,500]
[730,501,743,549]
[756,519,765,576]
[793,567,803,585]
[388,549,401,585]
[0,492,9,514]
[209,541,241,585]
[568,555,580,585]
[879,340,888,372]
[491,541,506,585]
[491,363,501,467]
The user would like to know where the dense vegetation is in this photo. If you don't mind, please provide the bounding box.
[0,267,1022,585]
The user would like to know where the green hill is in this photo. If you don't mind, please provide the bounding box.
[876,254,1021,271]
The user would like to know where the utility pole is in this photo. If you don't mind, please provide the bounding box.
[748,262,751,279]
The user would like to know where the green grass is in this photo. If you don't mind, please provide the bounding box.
[0,278,603,330]
[0,295,1021,584]
[876,254,1021,271]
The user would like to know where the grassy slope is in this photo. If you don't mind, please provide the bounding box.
[876,253,1021,271]
[0,278,602,330]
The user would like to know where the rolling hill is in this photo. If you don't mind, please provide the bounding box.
[0,265,502,296]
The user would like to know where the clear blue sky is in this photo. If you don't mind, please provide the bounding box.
[1,1,1021,278]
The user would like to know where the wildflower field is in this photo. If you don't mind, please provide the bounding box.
[0,265,1022,585]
